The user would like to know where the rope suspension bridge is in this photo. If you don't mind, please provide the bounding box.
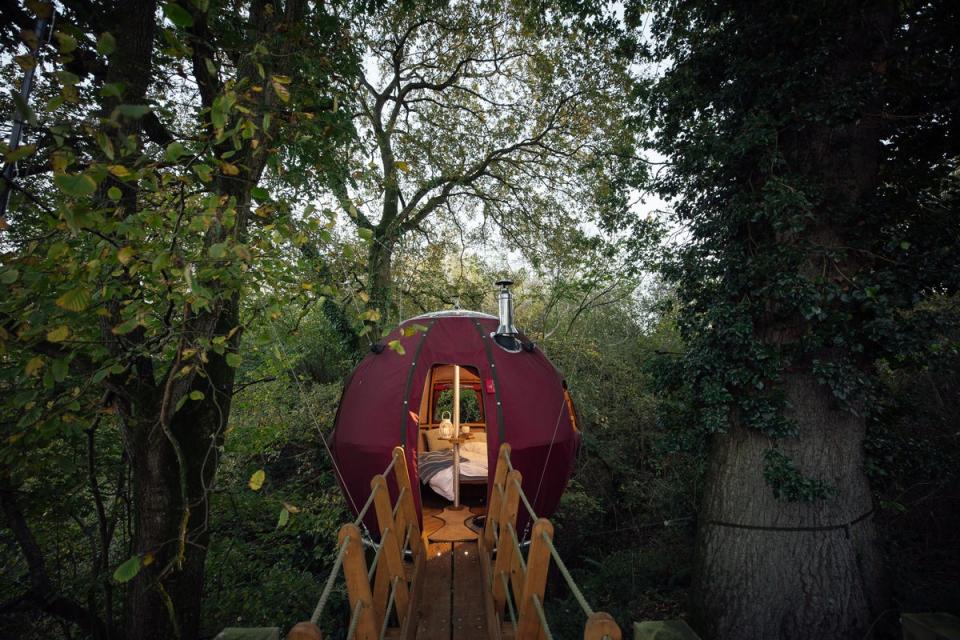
[256,444,624,640]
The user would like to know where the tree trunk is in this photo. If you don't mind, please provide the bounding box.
[367,232,395,331]
[692,372,885,639]
[126,305,238,640]
[691,4,897,638]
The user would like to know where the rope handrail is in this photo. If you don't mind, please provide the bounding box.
[506,522,527,574]
[514,477,537,521]
[541,530,594,617]
[295,446,425,640]
[391,486,407,520]
[382,454,398,479]
[346,600,364,640]
[485,443,621,639]
[502,449,537,520]
[354,488,378,526]
[379,576,400,640]
[531,594,554,640]
[499,569,518,634]
[367,527,389,581]
[354,456,400,527]
[310,534,351,624]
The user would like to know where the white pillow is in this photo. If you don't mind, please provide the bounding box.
[461,441,487,455]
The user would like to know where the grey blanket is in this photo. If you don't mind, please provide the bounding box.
[419,450,466,484]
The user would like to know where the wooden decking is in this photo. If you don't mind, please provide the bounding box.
[415,502,490,640]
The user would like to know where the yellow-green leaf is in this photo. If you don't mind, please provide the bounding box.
[117,246,135,265]
[248,469,265,491]
[54,31,77,53]
[46,326,70,343]
[97,32,116,56]
[112,556,141,583]
[271,77,290,103]
[388,339,406,356]
[277,507,289,528]
[54,173,97,197]
[394,161,410,172]
[5,144,36,163]
[14,54,36,71]
[162,2,194,28]
[111,317,141,335]
[25,356,44,377]
[56,288,91,312]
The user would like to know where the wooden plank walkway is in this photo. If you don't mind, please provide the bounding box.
[415,503,491,640]
[415,541,488,640]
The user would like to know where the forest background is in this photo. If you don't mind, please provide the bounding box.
[0,0,958,639]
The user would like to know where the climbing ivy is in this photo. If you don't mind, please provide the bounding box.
[634,0,960,498]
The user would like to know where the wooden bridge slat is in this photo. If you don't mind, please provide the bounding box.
[452,541,489,640]
[415,542,453,640]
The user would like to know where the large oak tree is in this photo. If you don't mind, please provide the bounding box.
[641,1,959,637]
[326,0,640,330]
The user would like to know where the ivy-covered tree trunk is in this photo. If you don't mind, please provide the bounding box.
[686,4,896,637]
[694,373,884,638]
[126,323,238,640]
[642,1,908,637]
[367,231,395,328]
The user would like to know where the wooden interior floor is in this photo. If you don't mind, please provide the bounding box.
[415,500,490,640]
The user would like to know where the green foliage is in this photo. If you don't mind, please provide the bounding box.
[433,387,482,424]
[0,0,361,637]
[638,0,960,498]
[202,374,352,636]
[762,449,836,503]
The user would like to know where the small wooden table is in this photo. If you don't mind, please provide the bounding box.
[440,432,473,510]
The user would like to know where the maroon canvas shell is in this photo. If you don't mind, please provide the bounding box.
[331,311,580,532]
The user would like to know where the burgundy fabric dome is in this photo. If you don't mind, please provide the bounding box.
[331,311,580,530]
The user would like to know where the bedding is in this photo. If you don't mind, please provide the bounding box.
[424,428,452,451]
[419,447,488,501]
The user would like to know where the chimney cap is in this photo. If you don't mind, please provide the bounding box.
[496,279,513,288]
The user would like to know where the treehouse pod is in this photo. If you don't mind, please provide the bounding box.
[331,308,580,530]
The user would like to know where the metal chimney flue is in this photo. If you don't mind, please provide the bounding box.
[493,280,522,352]
[495,280,517,336]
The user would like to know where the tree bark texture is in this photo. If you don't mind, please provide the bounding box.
[693,373,885,639]
[127,336,237,640]
[367,232,395,328]
[692,3,897,638]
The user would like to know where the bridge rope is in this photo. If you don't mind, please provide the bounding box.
[309,453,399,627]
[379,576,400,640]
[310,534,350,625]
[346,600,364,640]
[488,445,619,640]
[295,443,622,640]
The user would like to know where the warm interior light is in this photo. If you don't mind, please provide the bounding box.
[439,411,454,438]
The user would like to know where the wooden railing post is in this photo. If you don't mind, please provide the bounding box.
[391,446,423,559]
[484,443,511,550]
[516,518,554,639]
[492,468,522,618]
[584,612,622,640]
[370,474,411,628]
[337,523,378,640]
